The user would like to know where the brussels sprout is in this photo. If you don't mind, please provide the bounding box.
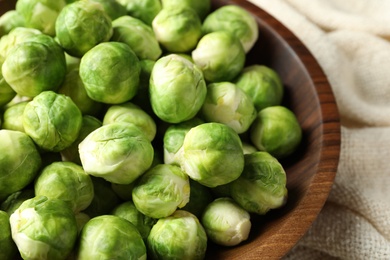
[83,177,121,218]
[201,81,257,134]
[76,215,147,260]
[181,122,244,187]
[152,7,202,53]
[0,130,41,201]
[61,115,102,165]
[163,117,204,165]
[0,210,17,260]
[182,179,213,218]
[90,0,127,20]
[0,27,42,61]
[55,0,113,57]
[117,0,162,25]
[228,152,288,214]
[147,210,208,260]
[79,122,154,184]
[112,201,157,241]
[58,66,103,116]
[192,31,245,82]
[0,189,35,215]
[103,102,157,141]
[234,65,284,111]
[2,100,28,132]
[201,197,251,246]
[161,0,211,20]
[0,10,25,37]
[111,15,162,61]
[34,161,94,213]
[2,34,67,97]
[10,196,78,260]
[150,54,207,123]
[16,0,66,36]
[132,164,190,219]
[250,106,302,158]
[202,5,258,53]
[79,42,141,104]
[23,91,83,152]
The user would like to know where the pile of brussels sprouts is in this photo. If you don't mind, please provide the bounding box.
[0,0,303,259]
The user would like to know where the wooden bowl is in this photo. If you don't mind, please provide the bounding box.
[206,1,340,259]
[0,0,340,259]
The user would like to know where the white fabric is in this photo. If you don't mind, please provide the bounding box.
[249,0,390,258]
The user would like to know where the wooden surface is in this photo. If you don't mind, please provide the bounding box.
[0,0,341,259]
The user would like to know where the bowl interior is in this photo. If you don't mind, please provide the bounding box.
[0,0,340,259]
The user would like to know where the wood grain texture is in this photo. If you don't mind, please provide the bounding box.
[0,0,341,259]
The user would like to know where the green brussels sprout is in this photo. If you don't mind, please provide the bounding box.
[234,65,284,111]
[228,152,288,214]
[201,197,251,246]
[0,27,42,61]
[147,210,208,260]
[83,177,121,218]
[117,0,162,25]
[2,34,67,97]
[34,161,94,213]
[10,196,78,260]
[2,100,28,132]
[112,201,157,241]
[0,210,18,259]
[79,42,141,104]
[0,130,41,200]
[90,0,127,20]
[132,164,190,219]
[55,0,113,57]
[181,179,213,218]
[161,0,211,20]
[0,189,35,215]
[181,122,244,187]
[250,106,302,158]
[163,117,204,165]
[192,31,245,83]
[111,15,162,61]
[79,122,154,184]
[76,215,147,260]
[61,115,102,165]
[152,7,202,53]
[202,5,258,53]
[15,0,66,36]
[58,66,103,116]
[201,81,257,134]
[23,91,83,152]
[150,54,207,123]
[103,102,157,141]
[0,10,25,37]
